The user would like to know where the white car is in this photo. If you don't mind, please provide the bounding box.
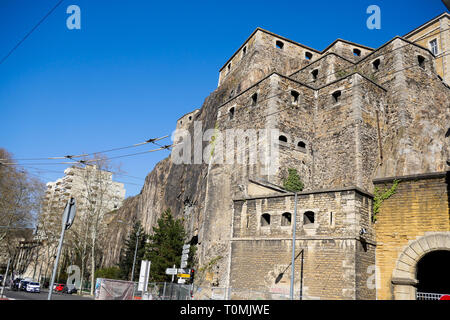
[26,282,40,293]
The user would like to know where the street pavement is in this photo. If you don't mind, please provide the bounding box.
[1,288,94,300]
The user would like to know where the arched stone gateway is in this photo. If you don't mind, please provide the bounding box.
[391,232,450,300]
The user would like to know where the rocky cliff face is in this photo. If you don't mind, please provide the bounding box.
[106,80,236,281]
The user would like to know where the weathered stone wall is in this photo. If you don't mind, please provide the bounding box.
[404,13,449,85]
[176,109,200,131]
[230,188,376,299]
[374,173,449,300]
[289,53,354,88]
[323,40,374,63]
[218,29,321,103]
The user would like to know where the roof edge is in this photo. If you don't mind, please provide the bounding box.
[403,12,449,38]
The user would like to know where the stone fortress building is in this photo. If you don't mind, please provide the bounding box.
[114,12,449,300]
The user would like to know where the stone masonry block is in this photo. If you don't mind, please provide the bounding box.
[403,247,419,262]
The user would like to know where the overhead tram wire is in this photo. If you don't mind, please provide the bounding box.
[79,145,172,164]
[23,168,143,187]
[16,165,146,181]
[0,135,170,163]
[0,144,173,167]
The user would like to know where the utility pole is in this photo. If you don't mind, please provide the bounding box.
[290,192,298,300]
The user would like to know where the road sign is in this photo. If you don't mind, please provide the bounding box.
[177,279,186,284]
[180,244,189,269]
[178,273,191,278]
[62,198,76,230]
[178,268,189,274]
[165,268,178,275]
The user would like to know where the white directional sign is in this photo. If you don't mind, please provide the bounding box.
[182,244,190,255]
[165,268,178,275]
[180,244,190,269]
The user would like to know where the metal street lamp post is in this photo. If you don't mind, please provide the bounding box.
[48,197,76,300]
[116,220,141,282]
[290,192,298,300]
[130,230,141,282]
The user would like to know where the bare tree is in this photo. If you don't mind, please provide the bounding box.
[0,148,44,272]
[76,155,124,295]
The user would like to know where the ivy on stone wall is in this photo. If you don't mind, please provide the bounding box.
[372,179,400,222]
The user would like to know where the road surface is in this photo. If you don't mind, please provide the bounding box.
[1,288,94,300]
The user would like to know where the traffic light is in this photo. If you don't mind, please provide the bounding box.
[190,269,195,284]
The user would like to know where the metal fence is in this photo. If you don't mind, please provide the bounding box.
[416,292,447,300]
[192,286,321,300]
[134,282,193,300]
[130,283,331,300]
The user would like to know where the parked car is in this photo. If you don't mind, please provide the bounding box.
[53,283,65,292]
[62,284,77,294]
[19,280,30,291]
[26,282,40,293]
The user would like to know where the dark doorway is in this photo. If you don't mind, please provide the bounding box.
[416,250,450,294]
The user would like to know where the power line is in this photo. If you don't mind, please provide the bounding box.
[80,145,172,163]
[22,165,145,181]
[17,166,145,186]
[0,135,170,162]
[21,166,143,187]
[0,0,64,66]
[0,136,171,166]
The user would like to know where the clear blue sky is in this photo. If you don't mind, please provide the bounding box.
[0,0,447,197]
